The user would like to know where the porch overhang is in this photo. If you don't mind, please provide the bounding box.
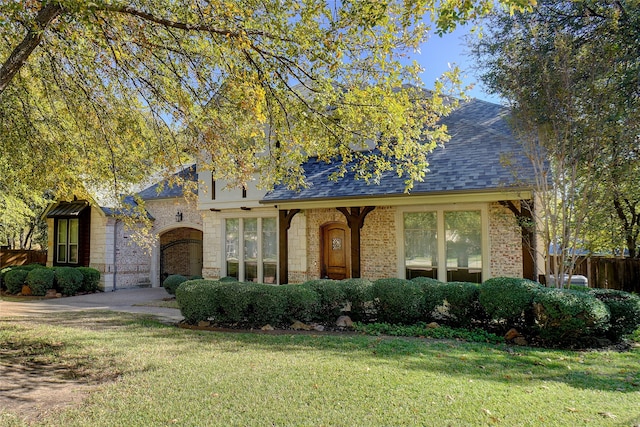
[45,201,90,218]
[263,189,533,210]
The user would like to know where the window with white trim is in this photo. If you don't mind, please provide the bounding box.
[224,217,277,283]
[403,209,484,283]
[56,218,79,264]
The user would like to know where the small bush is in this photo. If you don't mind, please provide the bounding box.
[213,282,253,323]
[340,278,374,321]
[176,279,220,324]
[54,267,84,296]
[77,267,101,293]
[533,288,610,346]
[163,274,188,295]
[4,269,29,294]
[25,267,55,296]
[245,284,287,327]
[219,276,239,282]
[479,277,540,331]
[371,278,423,325]
[301,279,347,322]
[279,284,320,323]
[422,281,481,327]
[589,289,640,341]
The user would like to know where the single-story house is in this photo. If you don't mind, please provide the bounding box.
[45,98,538,290]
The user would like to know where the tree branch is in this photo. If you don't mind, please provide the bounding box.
[0,2,64,95]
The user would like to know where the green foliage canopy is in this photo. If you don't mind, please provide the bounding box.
[1,0,533,203]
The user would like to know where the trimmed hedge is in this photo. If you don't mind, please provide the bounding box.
[301,279,347,322]
[4,269,29,294]
[340,278,373,321]
[76,267,101,293]
[54,267,84,296]
[421,280,480,327]
[279,284,320,323]
[163,274,188,295]
[589,289,640,341]
[25,267,55,296]
[176,280,218,324]
[479,277,540,330]
[372,278,423,325]
[533,288,610,346]
[245,284,287,327]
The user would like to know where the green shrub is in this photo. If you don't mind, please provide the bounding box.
[219,276,239,282]
[279,284,320,323]
[163,274,188,295]
[533,288,610,346]
[213,281,253,323]
[589,289,640,341]
[77,267,101,292]
[25,267,55,296]
[340,278,374,321]
[245,284,287,327]
[4,269,29,294]
[371,278,423,325]
[479,277,540,330]
[422,281,481,327]
[301,279,347,322]
[411,276,443,287]
[54,267,84,296]
[176,280,220,324]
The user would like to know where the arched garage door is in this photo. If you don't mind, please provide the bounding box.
[160,228,203,281]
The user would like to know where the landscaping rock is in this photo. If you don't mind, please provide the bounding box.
[45,289,57,299]
[261,324,274,331]
[426,322,440,329]
[291,321,313,330]
[336,315,353,328]
[311,323,325,332]
[21,285,32,296]
[198,320,211,327]
[505,328,521,341]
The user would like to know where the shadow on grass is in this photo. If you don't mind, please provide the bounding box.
[2,311,639,396]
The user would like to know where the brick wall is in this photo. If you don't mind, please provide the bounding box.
[488,201,523,278]
[360,206,398,279]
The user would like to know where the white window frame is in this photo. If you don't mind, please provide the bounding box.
[56,218,79,264]
[221,212,278,283]
[397,203,490,282]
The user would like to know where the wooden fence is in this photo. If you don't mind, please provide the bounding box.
[0,248,47,268]
[550,256,640,294]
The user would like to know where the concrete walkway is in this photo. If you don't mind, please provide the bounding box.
[0,287,183,324]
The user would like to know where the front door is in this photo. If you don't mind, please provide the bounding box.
[321,223,350,280]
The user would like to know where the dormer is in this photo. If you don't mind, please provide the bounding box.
[197,168,267,211]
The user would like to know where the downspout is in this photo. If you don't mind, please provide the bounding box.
[112,218,118,292]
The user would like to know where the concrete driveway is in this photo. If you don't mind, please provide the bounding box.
[0,287,183,324]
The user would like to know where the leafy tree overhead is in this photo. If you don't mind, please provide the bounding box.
[0,0,533,204]
[471,0,640,280]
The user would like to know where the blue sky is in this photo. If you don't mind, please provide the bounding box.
[410,24,501,104]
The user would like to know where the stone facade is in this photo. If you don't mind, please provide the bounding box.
[488,202,523,278]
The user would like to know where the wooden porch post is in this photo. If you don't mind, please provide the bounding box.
[278,209,300,284]
[336,206,375,278]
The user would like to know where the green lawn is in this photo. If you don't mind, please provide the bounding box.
[1,312,639,426]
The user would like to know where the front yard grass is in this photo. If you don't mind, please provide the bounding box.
[1,312,639,426]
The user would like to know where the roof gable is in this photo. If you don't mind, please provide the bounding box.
[262,99,534,204]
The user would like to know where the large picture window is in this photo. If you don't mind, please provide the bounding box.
[224,216,277,283]
[56,218,79,264]
[403,209,484,283]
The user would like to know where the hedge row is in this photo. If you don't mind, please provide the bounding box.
[1,265,101,296]
[176,277,640,347]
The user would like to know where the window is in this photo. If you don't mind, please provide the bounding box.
[57,218,79,264]
[404,212,438,279]
[224,216,277,282]
[402,208,484,283]
[445,211,482,283]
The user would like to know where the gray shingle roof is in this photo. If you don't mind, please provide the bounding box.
[137,165,197,200]
[262,99,534,203]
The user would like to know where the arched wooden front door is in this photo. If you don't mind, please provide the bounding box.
[321,222,350,280]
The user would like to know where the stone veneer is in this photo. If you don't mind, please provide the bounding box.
[488,201,523,278]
